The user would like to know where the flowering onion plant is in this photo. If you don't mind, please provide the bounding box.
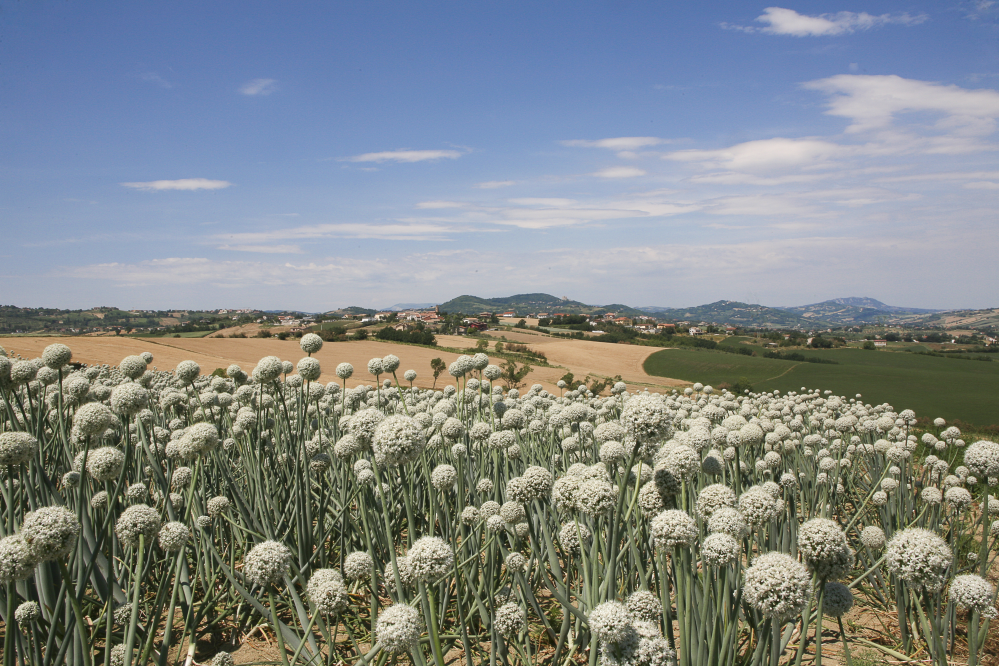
[0,341,996,666]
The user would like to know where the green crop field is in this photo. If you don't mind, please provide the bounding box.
[644,346,999,428]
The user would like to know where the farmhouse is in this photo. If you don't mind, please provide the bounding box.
[874,339,887,347]
[688,327,703,336]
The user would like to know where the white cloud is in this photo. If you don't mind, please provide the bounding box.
[347,150,463,163]
[563,137,664,150]
[724,7,927,36]
[218,244,304,254]
[213,222,462,243]
[474,180,516,189]
[803,74,999,134]
[415,201,468,209]
[239,78,277,95]
[120,179,232,191]
[665,138,848,172]
[964,181,999,189]
[593,166,647,178]
[508,198,577,207]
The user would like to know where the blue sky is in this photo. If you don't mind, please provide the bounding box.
[2,1,997,311]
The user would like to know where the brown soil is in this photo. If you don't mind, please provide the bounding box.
[5,336,685,394]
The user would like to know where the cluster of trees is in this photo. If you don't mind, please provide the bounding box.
[375,326,437,346]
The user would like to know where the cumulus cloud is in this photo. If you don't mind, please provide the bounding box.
[120,179,232,191]
[563,137,664,150]
[139,72,173,89]
[347,150,463,163]
[593,166,647,178]
[239,78,277,95]
[804,74,999,134]
[723,7,927,36]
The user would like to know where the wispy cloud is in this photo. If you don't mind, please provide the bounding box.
[139,72,173,89]
[665,138,849,172]
[593,166,647,178]
[218,244,304,254]
[474,180,516,189]
[563,137,664,150]
[212,222,464,243]
[120,178,232,191]
[723,7,927,36]
[346,149,463,163]
[239,78,277,95]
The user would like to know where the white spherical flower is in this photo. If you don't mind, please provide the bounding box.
[486,515,506,532]
[404,369,417,382]
[637,482,665,517]
[300,333,324,355]
[476,478,494,494]
[702,532,740,566]
[521,465,554,500]
[599,441,627,465]
[577,479,616,516]
[367,358,384,376]
[461,505,480,525]
[110,383,149,416]
[158,522,190,552]
[343,551,374,581]
[119,355,147,380]
[743,552,812,620]
[495,602,527,637]
[431,464,457,491]
[822,582,854,617]
[708,506,748,539]
[620,394,672,444]
[797,518,855,580]
[885,528,952,591]
[739,486,781,526]
[860,525,886,550]
[73,403,114,437]
[335,363,354,380]
[115,504,161,549]
[0,535,37,583]
[921,486,943,505]
[945,486,973,511]
[949,574,997,619]
[308,568,349,615]
[376,603,424,654]
[90,490,109,510]
[0,432,38,467]
[381,354,401,373]
[207,496,231,518]
[244,540,293,587]
[42,343,72,369]
[504,551,527,573]
[21,506,80,561]
[253,356,283,383]
[964,440,999,479]
[175,360,200,384]
[588,601,634,644]
[297,357,321,382]
[626,590,662,623]
[84,446,125,482]
[696,484,737,520]
[650,509,697,549]
[871,491,888,506]
[559,521,591,553]
[372,415,425,466]
[408,536,454,582]
[14,600,40,625]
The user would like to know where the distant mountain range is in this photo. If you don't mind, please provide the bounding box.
[380,302,438,311]
[433,293,968,329]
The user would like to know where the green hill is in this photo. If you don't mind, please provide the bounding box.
[436,294,646,317]
[644,345,999,428]
[651,300,814,328]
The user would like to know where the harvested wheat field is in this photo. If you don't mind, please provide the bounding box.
[3,335,684,393]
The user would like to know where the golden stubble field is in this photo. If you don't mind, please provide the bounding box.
[3,336,685,394]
